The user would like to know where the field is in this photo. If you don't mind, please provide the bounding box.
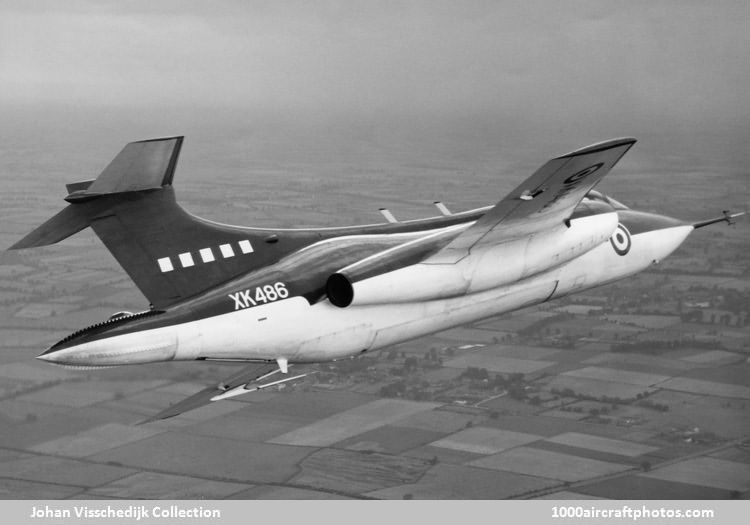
[268,399,440,447]
[475,311,558,332]
[435,327,504,344]
[240,390,375,422]
[553,305,603,315]
[536,490,604,500]
[88,472,250,499]
[545,432,658,457]
[14,302,78,319]
[391,409,476,433]
[658,377,750,400]
[575,475,733,500]
[177,410,308,443]
[542,375,653,399]
[0,456,135,489]
[0,330,58,348]
[230,486,353,499]
[641,457,750,492]
[490,344,561,360]
[366,463,559,499]
[561,366,670,387]
[604,315,681,329]
[0,479,81,499]
[582,352,698,374]
[89,432,311,485]
[335,424,445,454]
[0,362,75,382]
[444,351,555,374]
[468,447,632,482]
[681,361,750,386]
[670,275,750,291]
[429,427,541,455]
[680,350,745,365]
[291,448,431,494]
[30,423,163,458]
[17,384,117,408]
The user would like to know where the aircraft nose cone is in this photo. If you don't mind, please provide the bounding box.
[36,346,86,367]
[648,224,693,263]
[35,349,113,369]
[37,339,70,361]
[35,344,118,369]
[36,352,58,364]
[35,333,179,368]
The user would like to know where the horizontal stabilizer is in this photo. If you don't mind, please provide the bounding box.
[64,137,183,203]
[9,205,89,249]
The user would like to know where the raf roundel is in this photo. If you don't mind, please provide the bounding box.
[563,163,604,185]
[610,224,632,256]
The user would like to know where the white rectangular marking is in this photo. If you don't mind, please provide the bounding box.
[199,247,215,263]
[219,244,234,258]
[178,252,195,267]
[238,240,254,254]
[157,257,174,273]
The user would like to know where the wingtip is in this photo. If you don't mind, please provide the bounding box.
[135,415,164,426]
[132,136,184,144]
[558,138,637,159]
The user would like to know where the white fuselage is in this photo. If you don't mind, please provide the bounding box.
[44,224,693,367]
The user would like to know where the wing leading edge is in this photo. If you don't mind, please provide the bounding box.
[427,138,636,264]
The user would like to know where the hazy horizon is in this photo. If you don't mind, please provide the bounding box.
[0,1,747,217]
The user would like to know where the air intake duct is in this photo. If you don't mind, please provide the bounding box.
[326,273,355,308]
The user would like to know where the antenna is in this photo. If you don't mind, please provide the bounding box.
[433,201,452,216]
[379,208,398,223]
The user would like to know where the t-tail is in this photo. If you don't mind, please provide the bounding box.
[10,137,312,308]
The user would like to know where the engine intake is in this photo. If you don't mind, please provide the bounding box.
[326,273,354,308]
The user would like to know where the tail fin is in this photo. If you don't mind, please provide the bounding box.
[12,137,184,250]
[11,137,310,308]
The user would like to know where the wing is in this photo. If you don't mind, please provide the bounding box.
[427,138,636,264]
[139,362,311,424]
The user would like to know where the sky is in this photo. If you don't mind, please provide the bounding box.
[1,1,747,118]
[0,1,748,175]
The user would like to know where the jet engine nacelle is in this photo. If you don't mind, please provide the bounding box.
[327,212,619,307]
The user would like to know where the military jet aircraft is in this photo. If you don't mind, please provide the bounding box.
[10,136,743,421]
